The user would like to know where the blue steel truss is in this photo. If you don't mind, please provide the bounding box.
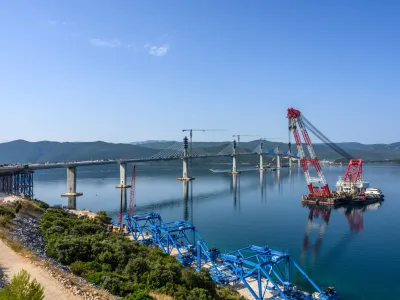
[122,213,338,300]
[124,212,164,245]
[220,245,337,300]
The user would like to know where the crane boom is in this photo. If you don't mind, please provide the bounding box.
[287,108,331,197]
[300,114,363,184]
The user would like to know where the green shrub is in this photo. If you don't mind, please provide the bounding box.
[0,269,44,300]
[0,207,15,218]
[39,209,242,299]
[14,201,22,213]
[124,289,153,300]
[0,214,12,226]
[32,199,49,209]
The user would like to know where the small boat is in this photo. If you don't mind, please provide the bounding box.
[365,188,384,198]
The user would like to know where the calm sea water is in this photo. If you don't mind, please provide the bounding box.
[33,163,400,300]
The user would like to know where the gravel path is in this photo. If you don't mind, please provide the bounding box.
[0,239,82,300]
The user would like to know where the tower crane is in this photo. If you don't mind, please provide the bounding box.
[182,129,226,176]
[287,107,365,199]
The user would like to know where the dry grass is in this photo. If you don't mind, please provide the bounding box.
[0,229,29,256]
[149,292,174,300]
[19,200,45,218]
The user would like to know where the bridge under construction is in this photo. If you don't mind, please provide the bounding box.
[0,138,298,200]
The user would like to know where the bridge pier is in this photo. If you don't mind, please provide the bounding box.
[61,166,83,197]
[229,140,240,175]
[177,136,195,181]
[67,196,77,209]
[116,163,132,188]
[289,156,293,168]
[276,154,281,169]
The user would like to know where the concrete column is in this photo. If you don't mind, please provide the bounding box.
[67,196,76,209]
[276,154,281,169]
[177,137,194,181]
[116,163,131,188]
[289,156,293,168]
[183,152,188,179]
[61,166,83,197]
[298,158,301,167]
[259,142,264,171]
[229,140,240,174]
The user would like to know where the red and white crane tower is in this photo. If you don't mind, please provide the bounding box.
[287,107,364,199]
[287,108,331,197]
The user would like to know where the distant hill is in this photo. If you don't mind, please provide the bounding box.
[132,140,400,161]
[1,139,399,164]
[0,140,158,164]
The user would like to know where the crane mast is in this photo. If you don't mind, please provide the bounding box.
[128,165,136,216]
[287,108,331,197]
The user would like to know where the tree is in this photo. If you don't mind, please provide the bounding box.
[0,269,44,300]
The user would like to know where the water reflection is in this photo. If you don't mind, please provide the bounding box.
[301,201,383,265]
[260,170,266,202]
[232,174,240,211]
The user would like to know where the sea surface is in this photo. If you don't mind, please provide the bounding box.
[33,163,400,300]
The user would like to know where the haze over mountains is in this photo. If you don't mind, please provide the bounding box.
[0,139,399,164]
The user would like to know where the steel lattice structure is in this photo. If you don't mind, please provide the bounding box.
[123,212,339,300]
[0,172,34,199]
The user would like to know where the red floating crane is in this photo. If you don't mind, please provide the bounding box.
[287,108,331,198]
[287,107,365,201]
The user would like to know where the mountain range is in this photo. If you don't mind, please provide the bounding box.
[0,139,399,164]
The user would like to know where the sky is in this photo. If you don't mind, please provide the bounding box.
[0,1,399,144]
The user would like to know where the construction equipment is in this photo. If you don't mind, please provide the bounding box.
[182,129,226,176]
[123,211,339,299]
[128,165,136,216]
[287,107,382,204]
[287,108,330,198]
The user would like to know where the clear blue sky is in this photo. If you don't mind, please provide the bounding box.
[0,1,398,144]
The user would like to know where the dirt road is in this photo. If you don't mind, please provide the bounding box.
[0,239,82,299]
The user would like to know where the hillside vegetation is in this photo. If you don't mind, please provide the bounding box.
[40,209,243,300]
[0,140,158,164]
[1,139,400,164]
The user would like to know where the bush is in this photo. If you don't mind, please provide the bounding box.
[0,215,12,227]
[0,269,44,300]
[0,207,15,218]
[125,289,153,300]
[39,209,242,299]
[14,201,22,213]
[32,199,49,209]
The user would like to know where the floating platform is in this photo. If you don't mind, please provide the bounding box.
[228,171,241,175]
[115,184,132,188]
[176,177,195,181]
[61,192,83,197]
[302,194,384,206]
